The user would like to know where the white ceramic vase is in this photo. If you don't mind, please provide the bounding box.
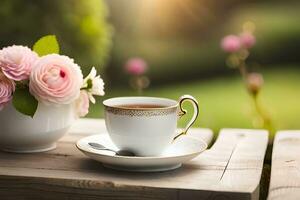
[0,103,76,153]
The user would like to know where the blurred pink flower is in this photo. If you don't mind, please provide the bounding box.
[125,58,147,75]
[247,72,264,94]
[0,45,38,81]
[29,54,83,105]
[221,35,241,53]
[75,90,90,117]
[0,72,15,110]
[240,32,256,48]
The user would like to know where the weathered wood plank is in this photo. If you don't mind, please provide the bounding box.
[268,131,300,200]
[0,119,268,200]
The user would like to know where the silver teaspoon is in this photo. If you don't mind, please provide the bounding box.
[88,142,136,156]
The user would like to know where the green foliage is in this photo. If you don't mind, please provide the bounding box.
[107,3,300,86]
[12,86,38,118]
[33,35,59,56]
[0,0,112,75]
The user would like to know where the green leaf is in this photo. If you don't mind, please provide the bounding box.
[12,87,38,118]
[33,35,60,56]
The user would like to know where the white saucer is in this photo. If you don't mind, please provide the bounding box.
[76,133,207,172]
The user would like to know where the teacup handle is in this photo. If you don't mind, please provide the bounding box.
[174,95,199,140]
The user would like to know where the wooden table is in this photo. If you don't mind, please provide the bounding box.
[0,119,268,200]
[268,131,300,200]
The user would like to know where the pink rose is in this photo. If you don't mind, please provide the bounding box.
[125,58,148,75]
[240,32,256,49]
[0,45,38,81]
[221,35,241,53]
[75,90,90,117]
[29,54,83,105]
[0,72,15,110]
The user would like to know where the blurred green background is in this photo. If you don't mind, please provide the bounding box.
[0,0,299,136]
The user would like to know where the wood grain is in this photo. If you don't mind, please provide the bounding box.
[268,131,300,200]
[0,119,268,200]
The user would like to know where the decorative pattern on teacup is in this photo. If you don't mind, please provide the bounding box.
[105,106,177,117]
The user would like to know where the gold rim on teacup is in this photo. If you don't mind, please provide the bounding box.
[104,106,178,117]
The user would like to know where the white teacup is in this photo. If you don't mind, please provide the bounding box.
[103,95,199,156]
